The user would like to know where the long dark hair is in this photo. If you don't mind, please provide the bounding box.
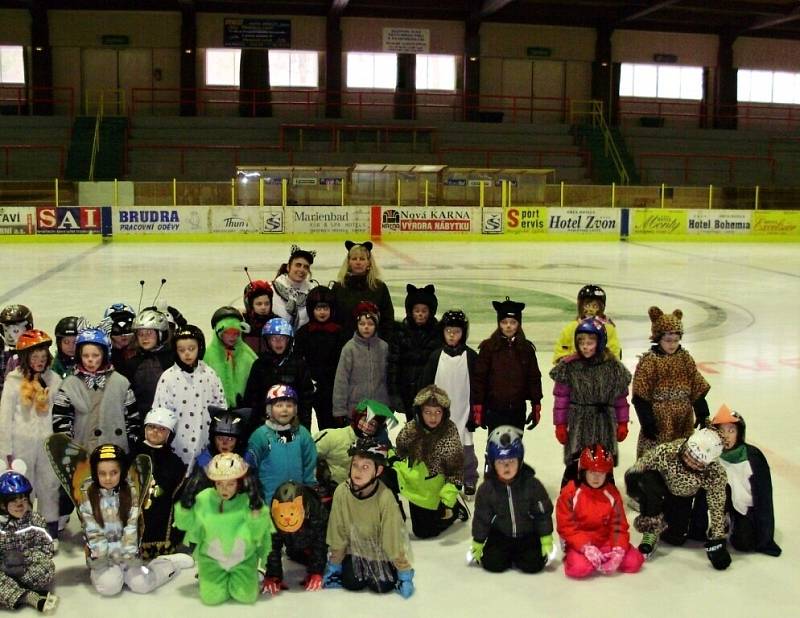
[87,476,133,528]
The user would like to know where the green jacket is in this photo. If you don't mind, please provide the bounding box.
[314,425,356,485]
[393,458,459,510]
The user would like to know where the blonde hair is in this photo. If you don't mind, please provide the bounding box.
[337,244,383,290]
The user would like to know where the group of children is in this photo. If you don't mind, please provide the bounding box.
[0,241,783,610]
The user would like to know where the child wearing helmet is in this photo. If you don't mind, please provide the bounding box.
[632,306,711,457]
[0,329,63,541]
[549,317,631,486]
[470,297,542,433]
[556,444,644,578]
[263,481,329,595]
[152,324,226,470]
[242,279,275,355]
[52,325,140,453]
[470,425,554,574]
[272,245,319,331]
[323,437,413,598]
[204,306,258,409]
[388,284,440,421]
[79,444,187,596]
[51,316,79,378]
[243,317,314,429]
[173,452,273,605]
[104,303,137,376]
[246,384,317,504]
[420,308,479,496]
[134,407,188,560]
[314,399,398,485]
[552,284,621,364]
[0,304,34,397]
[294,285,347,430]
[393,385,469,539]
[624,428,730,569]
[127,308,174,419]
[332,301,389,423]
[0,460,58,613]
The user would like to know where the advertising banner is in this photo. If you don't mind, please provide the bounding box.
[687,209,752,234]
[209,206,262,233]
[751,210,800,238]
[0,206,35,235]
[36,207,106,235]
[504,207,546,235]
[289,207,370,235]
[630,209,687,237]
[113,207,208,234]
[379,207,475,235]
[546,207,621,235]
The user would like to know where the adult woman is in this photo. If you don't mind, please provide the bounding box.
[272,245,318,330]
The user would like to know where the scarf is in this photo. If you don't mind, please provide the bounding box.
[720,444,748,464]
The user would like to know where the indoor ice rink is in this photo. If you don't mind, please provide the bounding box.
[1,238,795,617]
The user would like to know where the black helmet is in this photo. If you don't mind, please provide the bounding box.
[577,284,606,315]
[89,444,130,486]
[306,285,336,319]
[55,316,80,339]
[173,324,206,360]
[347,436,388,466]
[0,304,33,328]
[209,407,251,438]
[211,306,246,331]
[440,309,469,342]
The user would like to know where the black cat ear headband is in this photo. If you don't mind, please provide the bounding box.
[344,240,373,254]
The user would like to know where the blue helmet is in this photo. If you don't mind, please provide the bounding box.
[0,471,33,497]
[265,383,299,405]
[574,317,607,358]
[76,328,112,354]
[486,425,524,467]
[104,302,135,319]
[262,317,294,338]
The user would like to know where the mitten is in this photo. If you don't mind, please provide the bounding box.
[693,397,710,429]
[555,424,568,445]
[582,544,603,569]
[540,534,554,559]
[322,562,343,588]
[705,539,731,571]
[395,569,415,599]
[470,405,484,429]
[439,482,459,509]
[616,421,629,442]
[525,403,541,430]
[262,576,287,595]
[599,546,625,574]
[303,573,323,591]
[470,539,486,564]
[1,550,27,578]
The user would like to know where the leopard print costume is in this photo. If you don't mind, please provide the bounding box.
[632,346,709,457]
[395,419,464,486]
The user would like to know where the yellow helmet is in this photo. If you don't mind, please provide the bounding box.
[206,453,248,482]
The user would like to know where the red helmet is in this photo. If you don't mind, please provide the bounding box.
[578,444,613,474]
[243,280,273,312]
[15,329,52,351]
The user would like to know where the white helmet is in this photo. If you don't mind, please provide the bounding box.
[684,428,723,466]
[133,309,170,333]
[144,407,178,433]
[206,452,248,481]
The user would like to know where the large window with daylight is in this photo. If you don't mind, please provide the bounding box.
[205,48,241,87]
[738,69,800,104]
[416,54,456,91]
[619,63,703,100]
[346,52,397,89]
[0,46,25,84]
[268,50,318,88]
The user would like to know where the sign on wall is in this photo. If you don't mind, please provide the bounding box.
[224,19,291,49]
[382,28,430,53]
[0,207,34,235]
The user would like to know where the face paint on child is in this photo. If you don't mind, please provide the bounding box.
[582,300,602,318]
[494,458,519,483]
[4,496,30,519]
[221,328,240,348]
[499,317,519,338]
[252,295,272,316]
[357,416,379,436]
[28,348,49,373]
[576,333,598,359]
[80,344,104,372]
[3,323,27,347]
[421,404,444,429]
[411,304,430,326]
[96,461,122,490]
[349,455,382,491]
[176,339,199,366]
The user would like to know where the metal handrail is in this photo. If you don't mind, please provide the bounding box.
[88,95,104,181]
[571,100,630,185]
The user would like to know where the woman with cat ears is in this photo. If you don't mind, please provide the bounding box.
[272,245,319,331]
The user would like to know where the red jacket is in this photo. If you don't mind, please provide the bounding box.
[556,480,630,549]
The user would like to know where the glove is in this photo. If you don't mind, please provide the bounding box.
[582,544,603,569]
[470,405,484,429]
[322,562,343,589]
[303,573,323,591]
[471,539,486,564]
[705,539,731,571]
[640,420,657,440]
[539,534,554,560]
[555,424,568,445]
[617,421,629,442]
[439,482,459,509]
[262,576,288,595]
[525,403,541,430]
[599,546,625,574]
[693,397,710,429]
[1,550,27,578]
[395,569,415,599]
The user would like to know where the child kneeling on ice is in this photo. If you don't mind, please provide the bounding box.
[470,425,553,574]
[556,444,643,578]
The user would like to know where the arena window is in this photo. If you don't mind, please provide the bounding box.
[416,54,456,91]
[205,48,241,87]
[619,63,702,100]
[346,52,397,89]
[0,45,25,84]
[268,50,318,88]
[738,69,800,104]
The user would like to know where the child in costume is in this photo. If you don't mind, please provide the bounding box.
[331,241,395,341]
[51,316,79,378]
[263,481,328,595]
[421,309,479,496]
[470,297,542,433]
[556,444,643,578]
[247,384,317,504]
[550,318,631,485]
[127,308,174,418]
[272,245,318,331]
[552,284,621,364]
[624,428,731,569]
[52,325,139,453]
[134,407,187,560]
[204,306,258,409]
[152,324,226,470]
[0,330,62,540]
[244,317,314,429]
[294,285,347,430]
[701,404,781,556]
[174,452,273,605]
[470,425,553,574]
[0,460,58,613]
[0,304,34,395]
[103,303,137,377]
[393,385,469,539]
[632,306,710,457]
[315,399,397,485]
[323,438,413,598]
[389,284,440,420]
[332,302,389,423]
[77,443,187,596]
[242,278,275,355]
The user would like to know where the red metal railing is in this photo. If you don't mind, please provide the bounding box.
[279,123,437,152]
[1,145,66,178]
[436,146,591,174]
[637,152,776,184]
[0,86,75,117]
